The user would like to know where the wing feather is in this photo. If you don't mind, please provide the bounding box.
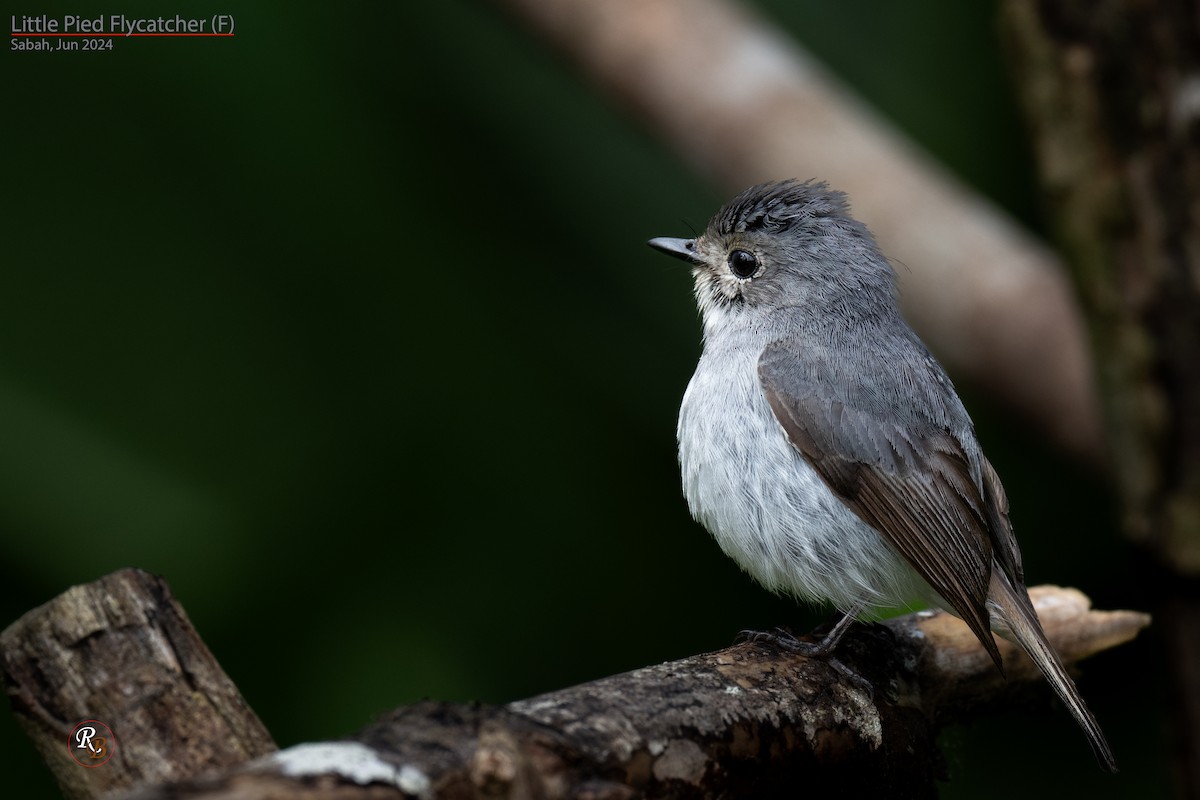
[759,337,1006,670]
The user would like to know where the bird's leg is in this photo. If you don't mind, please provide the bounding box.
[738,602,864,653]
[738,603,871,694]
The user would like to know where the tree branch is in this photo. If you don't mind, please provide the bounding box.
[2,571,1148,799]
[999,0,1200,794]
[0,569,275,800]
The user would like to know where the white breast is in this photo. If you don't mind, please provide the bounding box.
[676,337,926,613]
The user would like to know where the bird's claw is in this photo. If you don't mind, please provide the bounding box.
[736,627,874,699]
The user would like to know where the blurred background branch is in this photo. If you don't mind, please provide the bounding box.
[491,0,1103,461]
[1000,1,1200,795]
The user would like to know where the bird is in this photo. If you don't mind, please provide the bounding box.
[647,178,1115,771]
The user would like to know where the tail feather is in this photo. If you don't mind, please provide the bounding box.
[988,572,1117,772]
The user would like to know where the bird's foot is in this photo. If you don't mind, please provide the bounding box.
[737,625,874,698]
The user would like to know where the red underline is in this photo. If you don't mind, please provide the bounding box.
[11,32,233,37]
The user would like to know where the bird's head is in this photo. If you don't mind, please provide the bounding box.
[648,179,897,334]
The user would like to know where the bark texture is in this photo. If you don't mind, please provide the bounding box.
[3,572,1146,799]
[1000,0,1200,795]
[1,569,276,799]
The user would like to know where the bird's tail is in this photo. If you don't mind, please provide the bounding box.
[988,572,1117,772]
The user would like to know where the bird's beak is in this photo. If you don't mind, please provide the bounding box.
[647,237,702,265]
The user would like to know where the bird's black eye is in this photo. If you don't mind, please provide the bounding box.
[728,249,759,279]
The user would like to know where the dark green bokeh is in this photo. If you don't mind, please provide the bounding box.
[2,2,1165,796]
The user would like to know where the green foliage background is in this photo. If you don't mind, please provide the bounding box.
[2,2,1167,796]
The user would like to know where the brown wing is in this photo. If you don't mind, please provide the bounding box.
[758,338,1005,670]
